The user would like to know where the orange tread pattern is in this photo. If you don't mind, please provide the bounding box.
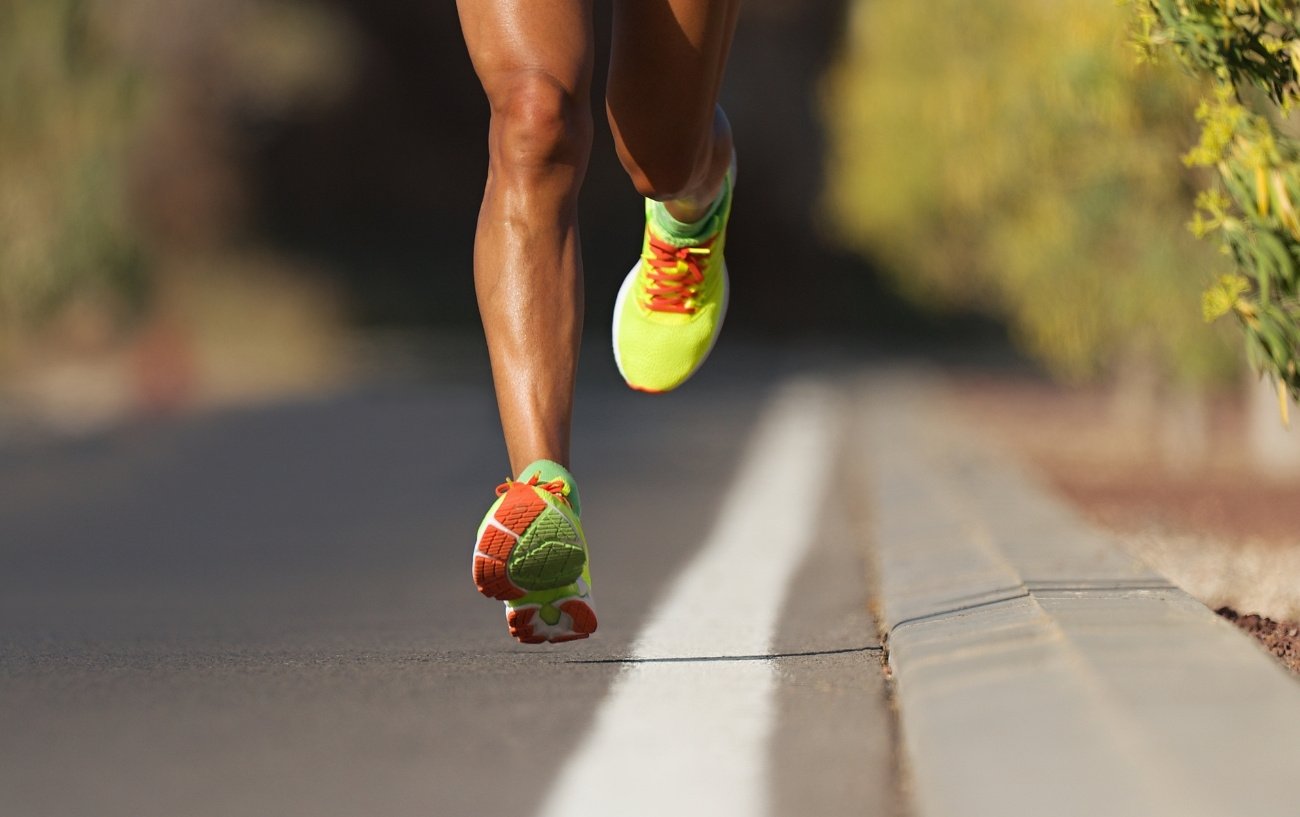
[472,484,547,600]
[557,599,598,639]
[495,485,546,534]
[506,600,597,644]
[507,607,547,644]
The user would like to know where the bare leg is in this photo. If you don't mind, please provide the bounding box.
[456,0,594,474]
[606,0,742,222]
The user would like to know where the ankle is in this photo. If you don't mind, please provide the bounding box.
[654,168,732,240]
[654,197,720,238]
[662,179,725,225]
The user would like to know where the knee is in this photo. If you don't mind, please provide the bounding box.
[488,72,590,179]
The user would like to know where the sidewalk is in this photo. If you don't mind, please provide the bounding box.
[856,369,1300,817]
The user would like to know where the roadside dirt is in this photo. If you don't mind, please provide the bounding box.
[1216,608,1300,675]
[952,371,1300,676]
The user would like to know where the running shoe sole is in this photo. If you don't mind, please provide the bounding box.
[508,596,598,644]
[472,482,587,600]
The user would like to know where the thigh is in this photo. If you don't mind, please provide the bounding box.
[456,0,594,105]
[606,0,741,147]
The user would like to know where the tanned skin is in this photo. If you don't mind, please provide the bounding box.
[456,0,741,474]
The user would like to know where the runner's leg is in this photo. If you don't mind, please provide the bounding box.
[456,0,594,474]
[606,0,742,222]
[606,0,742,394]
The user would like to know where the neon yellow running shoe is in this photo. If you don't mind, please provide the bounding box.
[612,168,734,393]
[471,459,596,644]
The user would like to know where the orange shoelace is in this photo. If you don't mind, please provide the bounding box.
[497,473,571,506]
[641,234,715,314]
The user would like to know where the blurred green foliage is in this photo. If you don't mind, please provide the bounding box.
[1135,0,1300,402]
[823,0,1238,385]
[0,0,357,356]
[0,0,147,335]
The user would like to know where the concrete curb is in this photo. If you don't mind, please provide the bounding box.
[858,370,1300,817]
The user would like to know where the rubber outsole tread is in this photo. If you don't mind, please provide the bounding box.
[474,484,588,601]
[474,481,597,644]
[506,599,597,644]
[559,599,598,636]
[495,486,546,534]
[507,608,548,644]
[511,544,586,588]
[473,524,523,600]
[473,483,548,601]
[472,556,524,600]
[509,507,585,589]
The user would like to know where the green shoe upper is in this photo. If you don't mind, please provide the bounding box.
[518,458,581,517]
[613,169,734,393]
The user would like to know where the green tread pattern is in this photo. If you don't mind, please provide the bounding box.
[508,506,586,590]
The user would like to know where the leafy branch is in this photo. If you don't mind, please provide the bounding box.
[1136,0,1300,404]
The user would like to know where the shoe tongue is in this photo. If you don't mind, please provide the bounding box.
[516,459,581,516]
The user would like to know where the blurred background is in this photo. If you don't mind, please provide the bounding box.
[3,0,1300,630]
[0,0,1246,414]
[4,0,940,430]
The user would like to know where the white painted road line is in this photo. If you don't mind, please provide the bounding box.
[536,382,838,817]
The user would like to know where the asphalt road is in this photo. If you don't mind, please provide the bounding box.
[0,356,904,817]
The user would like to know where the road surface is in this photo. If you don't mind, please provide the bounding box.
[0,356,904,817]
